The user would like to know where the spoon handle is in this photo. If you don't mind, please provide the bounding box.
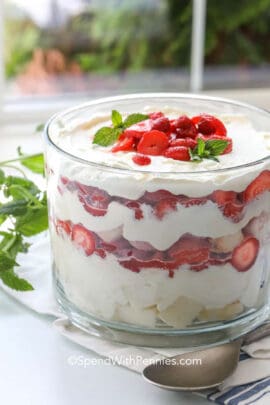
[243,320,270,345]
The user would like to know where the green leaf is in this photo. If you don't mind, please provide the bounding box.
[5,176,39,198]
[36,123,45,132]
[205,139,229,156]
[0,200,28,216]
[0,270,33,291]
[93,127,122,146]
[0,232,29,259]
[197,138,205,155]
[17,148,44,174]
[15,205,48,236]
[0,168,5,184]
[123,113,149,128]
[0,251,16,272]
[111,110,123,127]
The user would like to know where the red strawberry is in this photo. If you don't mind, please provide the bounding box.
[231,237,259,272]
[78,188,109,217]
[111,137,134,152]
[192,114,227,136]
[172,115,197,139]
[56,220,72,236]
[137,130,169,156]
[154,197,178,219]
[223,202,244,222]
[243,171,270,203]
[211,190,237,206]
[164,146,190,161]
[169,138,197,149]
[149,111,164,120]
[169,235,210,265]
[71,224,95,256]
[152,117,171,133]
[143,190,175,203]
[132,154,151,166]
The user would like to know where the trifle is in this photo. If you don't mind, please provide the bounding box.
[44,94,270,346]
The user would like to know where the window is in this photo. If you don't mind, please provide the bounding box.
[2,0,270,122]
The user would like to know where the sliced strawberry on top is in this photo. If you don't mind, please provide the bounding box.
[231,237,259,272]
[192,114,227,136]
[149,111,164,120]
[152,117,171,133]
[243,171,270,203]
[154,197,178,219]
[172,115,197,139]
[132,154,151,166]
[164,146,190,161]
[111,136,134,152]
[169,138,197,149]
[169,235,210,265]
[71,224,95,256]
[137,130,169,156]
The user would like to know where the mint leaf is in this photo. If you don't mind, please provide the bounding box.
[36,123,45,132]
[93,127,122,146]
[0,200,28,216]
[197,138,205,155]
[123,113,149,128]
[0,251,16,272]
[15,204,48,236]
[5,176,39,198]
[0,269,33,291]
[205,139,229,156]
[17,148,44,175]
[111,110,123,127]
[0,169,5,184]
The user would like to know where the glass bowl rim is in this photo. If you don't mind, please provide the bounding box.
[44,92,270,176]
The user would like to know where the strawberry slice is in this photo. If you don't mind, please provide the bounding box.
[231,237,259,272]
[149,112,164,120]
[154,197,178,219]
[164,146,190,161]
[243,171,270,203]
[211,190,237,206]
[56,219,72,236]
[169,235,210,265]
[78,188,109,217]
[71,224,95,256]
[172,115,197,139]
[132,154,151,166]
[169,138,197,149]
[137,130,169,156]
[111,137,134,152]
[152,117,171,133]
[192,114,227,136]
[143,190,175,203]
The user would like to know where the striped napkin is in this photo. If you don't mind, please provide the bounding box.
[2,232,270,405]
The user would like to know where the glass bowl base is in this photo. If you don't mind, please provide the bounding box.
[54,275,270,348]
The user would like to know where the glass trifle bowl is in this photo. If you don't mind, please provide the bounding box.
[44,93,270,347]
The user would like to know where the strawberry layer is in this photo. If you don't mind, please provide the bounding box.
[53,210,265,276]
[51,228,267,325]
[54,177,270,249]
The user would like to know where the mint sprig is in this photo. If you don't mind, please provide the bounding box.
[0,148,48,291]
[93,110,149,146]
[189,138,229,162]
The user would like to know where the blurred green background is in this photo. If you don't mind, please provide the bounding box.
[5,0,270,94]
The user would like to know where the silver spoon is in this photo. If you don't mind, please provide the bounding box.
[142,322,270,391]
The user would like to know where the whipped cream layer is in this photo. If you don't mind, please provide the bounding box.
[48,112,270,199]
[52,231,268,326]
[53,188,270,249]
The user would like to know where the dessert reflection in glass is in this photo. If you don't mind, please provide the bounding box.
[44,94,270,346]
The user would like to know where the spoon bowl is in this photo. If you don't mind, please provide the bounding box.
[143,339,242,391]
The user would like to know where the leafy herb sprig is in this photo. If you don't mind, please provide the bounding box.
[189,138,229,162]
[0,150,47,291]
[93,110,149,146]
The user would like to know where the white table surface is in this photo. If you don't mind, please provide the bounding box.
[0,125,210,405]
